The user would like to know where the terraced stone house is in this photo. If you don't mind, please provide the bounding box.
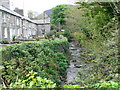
[0,0,50,41]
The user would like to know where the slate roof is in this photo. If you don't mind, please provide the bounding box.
[0,5,23,18]
[44,9,52,17]
[0,5,36,24]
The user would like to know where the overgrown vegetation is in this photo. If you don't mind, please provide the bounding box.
[1,38,69,87]
[1,1,119,89]
[63,1,119,88]
[9,71,57,88]
[50,4,68,30]
[0,40,9,44]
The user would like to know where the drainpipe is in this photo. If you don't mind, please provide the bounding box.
[22,19,24,38]
[43,11,45,35]
[58,21,60,32]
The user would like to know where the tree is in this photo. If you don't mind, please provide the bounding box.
[65,1,119,86]
[65,7,83,32]
[27,10,39,20]
[50,4,68,30]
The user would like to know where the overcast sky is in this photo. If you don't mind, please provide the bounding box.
[10,0,76,16]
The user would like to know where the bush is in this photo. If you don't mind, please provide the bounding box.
[35,36,41,41]
[72,18,119,86]
[9,71,56,88]
[63,85,80,88]
[0,40,9,44]
[66,2,119,87]
[62,30,72,42]
[1,38,69,86]
[93,80,119,88]
[45,31,56,38]
[12,36,16,41]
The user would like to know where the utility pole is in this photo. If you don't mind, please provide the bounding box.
[58,21,60,32]
[44,11,45,34]
[44,11,45,24]
[42,11,45,36]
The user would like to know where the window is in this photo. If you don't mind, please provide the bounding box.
[4,28,8,38]
[17,18,19,25]
[2,13,7,23]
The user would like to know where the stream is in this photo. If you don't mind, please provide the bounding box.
[61,41,90,86]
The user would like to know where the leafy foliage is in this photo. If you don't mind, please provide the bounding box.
[65,1,119,87]
[35,36,41,41]
[63,81,119,88]
[93,80,119,88]
[63,85,80,88]
[62,30,72,42]
[9,71,56,88]
[45,31,56,39]
[1,38,69,86]
[50,4,68,30]
[0,40,9,44]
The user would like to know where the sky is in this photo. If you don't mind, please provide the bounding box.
[10,0,76,16]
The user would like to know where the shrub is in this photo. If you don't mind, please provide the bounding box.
[45,31,56,38]
[12,36,16,41]
[93,80,119,88]
[63,85,80,88]
[1,38,69,86]
[9,71,56,88]
[35,36,41,41]
[62,30,72,42]
[69,2,119,86]
[0,40,9,44]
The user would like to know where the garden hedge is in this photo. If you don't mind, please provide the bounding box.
[1,38,69,85]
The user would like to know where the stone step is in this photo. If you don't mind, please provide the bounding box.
[74,64,83,68]
[70,49,80,52]
[69,47,77,50]
[71,53,81,56]
[65,41,90,85]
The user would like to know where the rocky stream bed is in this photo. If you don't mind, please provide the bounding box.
[61,41,91,86]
